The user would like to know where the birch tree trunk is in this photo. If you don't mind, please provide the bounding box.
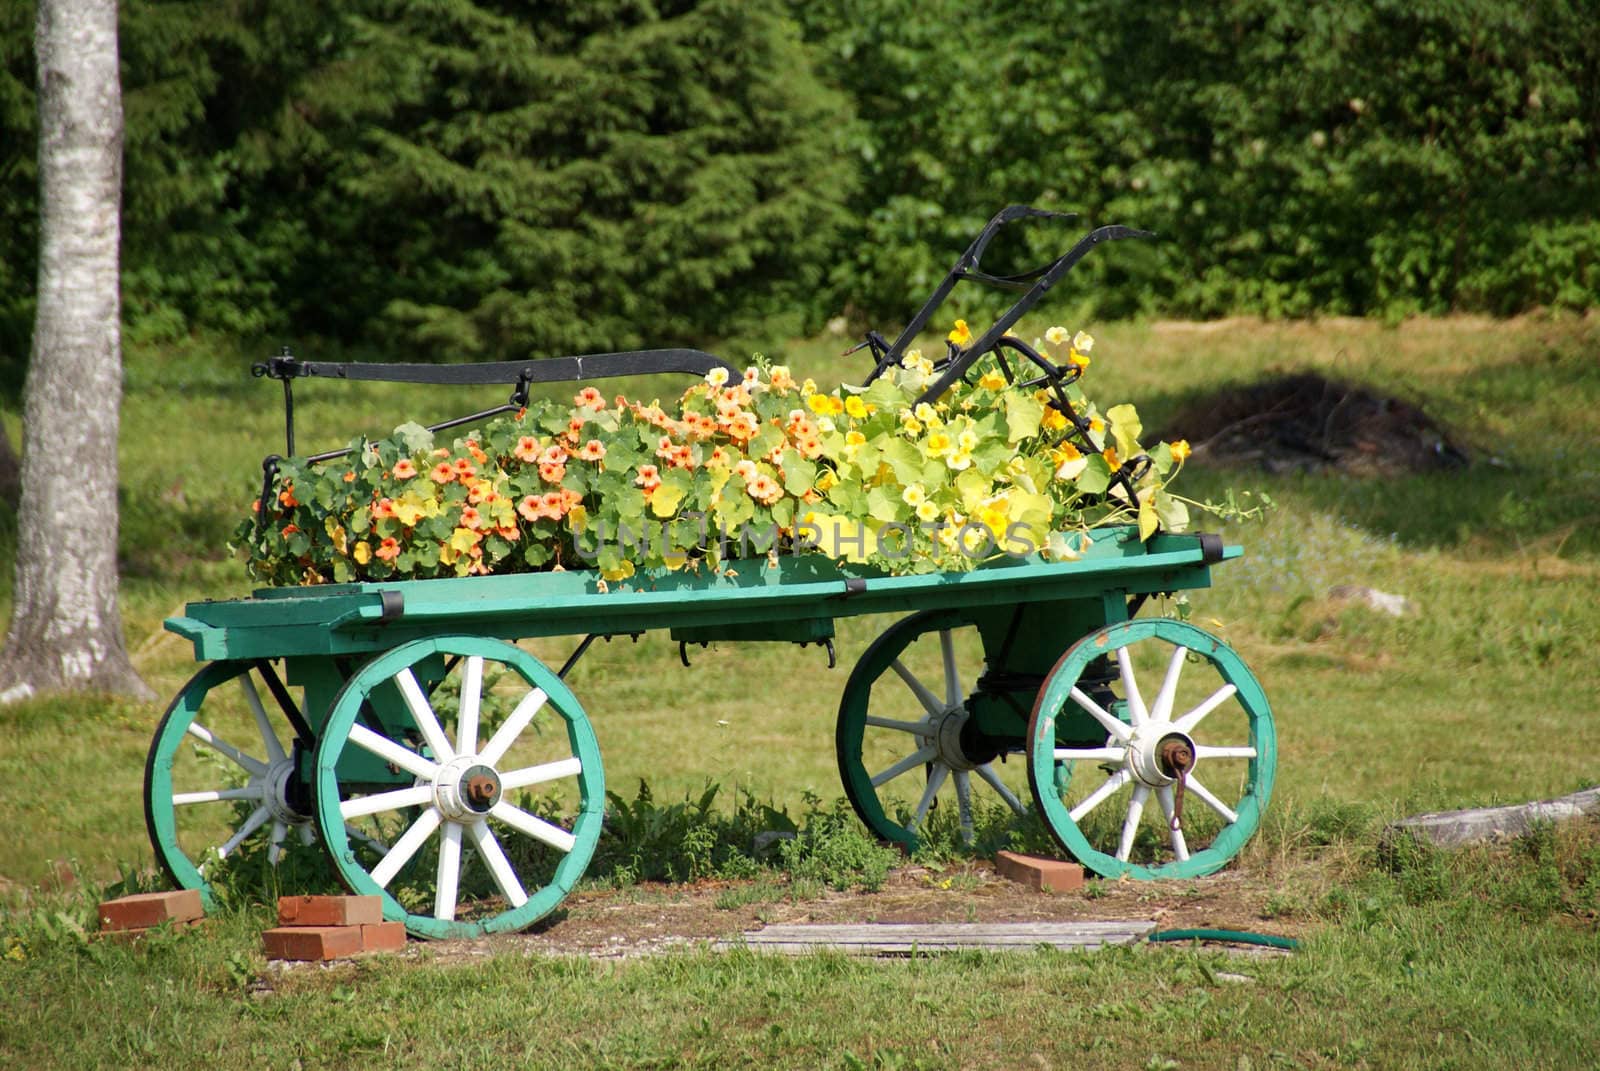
[0,0,150,701]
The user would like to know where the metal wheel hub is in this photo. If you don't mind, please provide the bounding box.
[264,757,311,824]
[1126,723,1196,787]
[433,756,503,821]
[930,706,986,772]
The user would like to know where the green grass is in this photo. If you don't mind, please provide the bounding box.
[3,818,1598,1068]
[2,314,1598,1066]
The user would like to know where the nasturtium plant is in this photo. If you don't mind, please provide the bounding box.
[235,326,1195,586]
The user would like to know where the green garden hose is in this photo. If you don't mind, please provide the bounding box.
[1148,928,1300,951]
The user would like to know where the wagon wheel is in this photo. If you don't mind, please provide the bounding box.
[1026,619,1275,878]
[313,636,604,939]
[837,610,1030,849]
[145,660,317,906]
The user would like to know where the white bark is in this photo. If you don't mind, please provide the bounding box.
[0,0,149,700]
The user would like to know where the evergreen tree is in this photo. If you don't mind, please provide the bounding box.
[234,0,858,358]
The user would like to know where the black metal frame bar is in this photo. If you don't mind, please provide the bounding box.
[855,205,1156,507]
[252,346,738,527]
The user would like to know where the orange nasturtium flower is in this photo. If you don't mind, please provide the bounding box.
[576,439,606,463]
[430,462,455,484]
[514,436,541,464]
[374,537,401,562]
[1170,439,1191,463]
[392,459,418,480]
[574,386,606,410]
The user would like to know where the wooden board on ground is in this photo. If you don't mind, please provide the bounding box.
[719,921,1157,956]
[1389,786,1600,848]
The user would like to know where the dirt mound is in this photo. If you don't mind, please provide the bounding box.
[1157,373,1468,475]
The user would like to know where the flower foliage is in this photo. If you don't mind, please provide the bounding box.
[236,329,1193,586]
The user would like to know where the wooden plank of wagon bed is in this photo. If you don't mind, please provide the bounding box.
[718,921,1157,956]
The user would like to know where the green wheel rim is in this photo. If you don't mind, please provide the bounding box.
[1026,619,1275,879]
[837,610,1029,849]
[145,660,314,909]
[314,636,604,939]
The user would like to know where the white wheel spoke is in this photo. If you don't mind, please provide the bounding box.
[435,822,462,922]
[865,715,933,735]
[215,805,271,860]
[185,722,268,777]
[1116,647,1148,727]
[954,771,974,844]
[340,784,436,820]
[1151,646,1188,722]
[467,821,528,907]
[267,819,288,865]
[1069,687,1133,743]
[491,800,577,853]
[939,630,961,707]
[299,822,317,846]
[1184,774,1238,824]
[870,746,937,788]
[1052,746,1127,763]
[396,668,456,762]
[1174,684,1239,734]
[910,764,950,830]
[348,723,441,781]
[172,786,263,806]
[478,687,549,767]
[370,807,442,888]
[238,676,288,765]
[499,757,582,792]
[1069,768,1131,822]
[1116,784,1151,862]
[1156,786,1191,861]
[890,659,944,718]
[1195,745,1257,760]
[975,763,1026,815]
[456,656,484,756]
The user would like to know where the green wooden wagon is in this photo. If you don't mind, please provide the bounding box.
[145,208,1276,939]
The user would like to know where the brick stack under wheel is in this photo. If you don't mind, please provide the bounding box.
[263,895,406,961]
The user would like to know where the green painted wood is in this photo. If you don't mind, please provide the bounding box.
[1025,619,1276,879]
[313,636,605,939]
[166,528,1235,662]
[144,661,253,910]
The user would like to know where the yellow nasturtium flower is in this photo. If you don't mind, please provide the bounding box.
[978,370,1006,391]
[844,395,869,419]
[1171,439,1192,463]
[947,319,972,346]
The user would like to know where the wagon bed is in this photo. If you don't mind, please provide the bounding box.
[167,529,1236,661]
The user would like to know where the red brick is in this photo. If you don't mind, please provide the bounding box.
[277,894,383,927]
[360,922,407,953]
[994,850,1086,893]
[98,889,204,931]
[262,925,364,962]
